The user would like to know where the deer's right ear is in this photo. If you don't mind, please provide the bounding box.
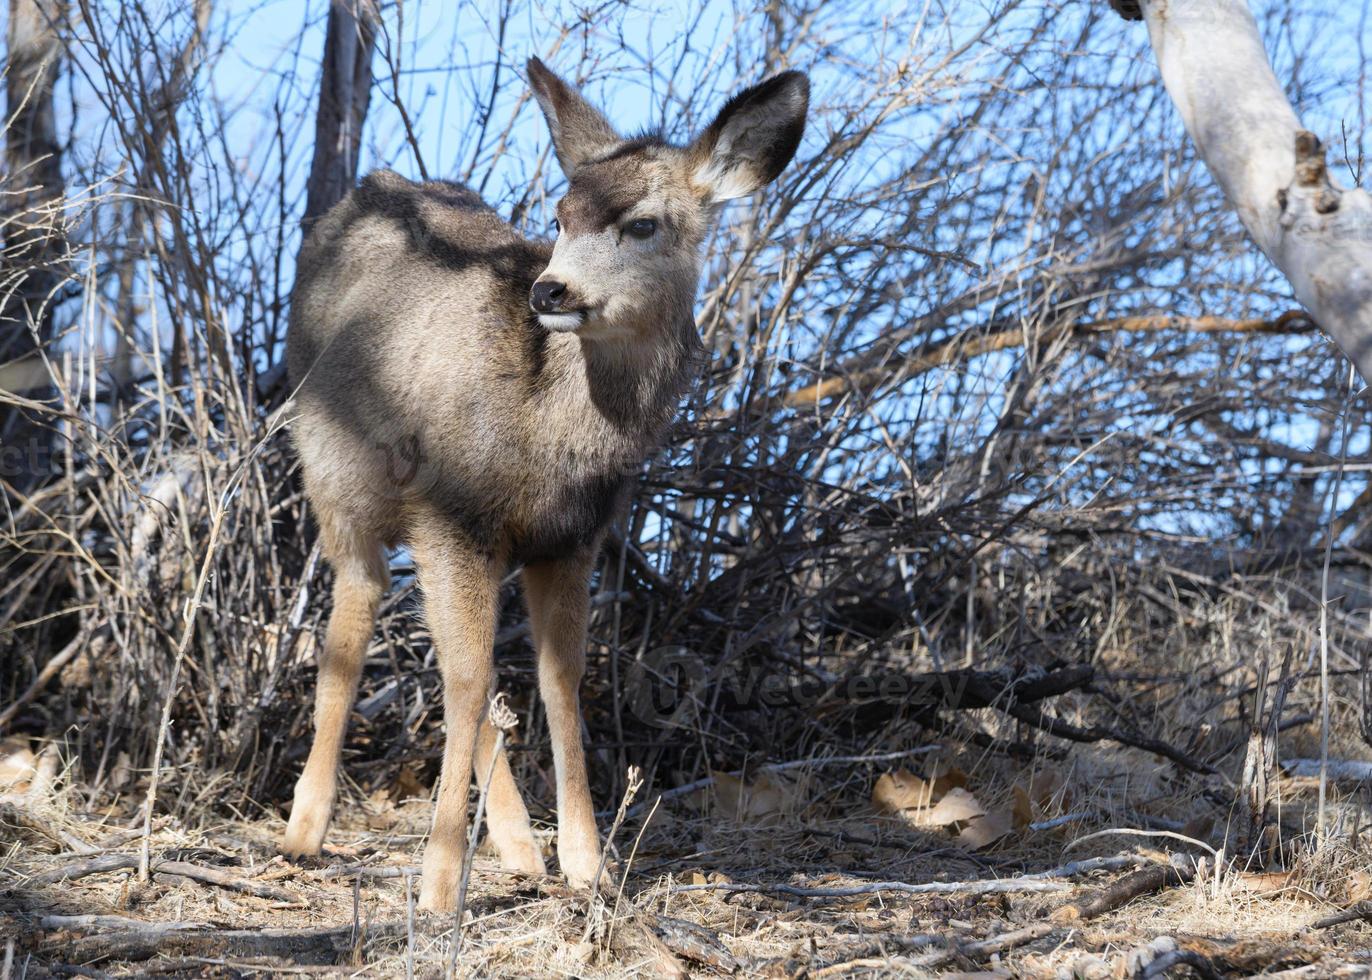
[688,71,809,203]
[527,58,620,179]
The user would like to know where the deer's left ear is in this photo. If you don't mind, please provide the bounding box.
[688,71,809,203]
[527,57,620,178]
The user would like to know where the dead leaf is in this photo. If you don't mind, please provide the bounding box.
[0,737,36,794]
[873,769,937,812]
[1346,870,1372,904]
[652,915,740,974]
[712,772,791,822]
[918,787,986,827]
[925,761,970,796]
[873,766,969,813]
[1025,768,1065,807]
[1011,768,1069,828]
[389,766,427,803]
[1011,785,1035,829]
[364,788,399,830]
[1230,871,1293,897]
[958,808,1015,850]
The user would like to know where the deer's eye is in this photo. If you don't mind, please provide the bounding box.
[551,217,561,234]
[625,218,657,239]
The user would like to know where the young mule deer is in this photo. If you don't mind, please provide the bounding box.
[282,57,807,912]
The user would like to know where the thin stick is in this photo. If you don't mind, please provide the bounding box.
[1314,900,1372,928]
[27,853,138,886]
[669,851,1140,903]
[155,861,297,902]
[1052,862,1198,923]
[449,695,516,974]
[1063,827,1218,859]
[404,871,415,980]
[1317,363,1357,844]
[29,854,296,902]
[610,794,660,931]
[905,922,1057,971]
[587,766,644,949]
[670,878,1071,899]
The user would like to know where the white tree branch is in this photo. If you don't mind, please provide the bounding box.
[1129,0,1372,381]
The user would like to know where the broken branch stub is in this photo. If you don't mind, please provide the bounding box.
[1117,0,1372,382]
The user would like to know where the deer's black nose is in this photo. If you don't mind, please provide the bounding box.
[530,280,567,313]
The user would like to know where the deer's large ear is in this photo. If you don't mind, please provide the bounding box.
[527,57,620,178]
[688,71,808,203]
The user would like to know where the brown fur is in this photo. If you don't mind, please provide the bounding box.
[282,59,807,912]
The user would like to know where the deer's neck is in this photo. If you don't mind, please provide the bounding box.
[537,313,699,467]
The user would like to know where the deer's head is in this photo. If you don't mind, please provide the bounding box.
[526,57,808,340]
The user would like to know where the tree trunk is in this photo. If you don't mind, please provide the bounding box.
[1111,0,1372,383]
[303,0,379,229]
[2,0,65,487]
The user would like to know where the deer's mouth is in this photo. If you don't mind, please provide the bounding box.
[537,309,589,332]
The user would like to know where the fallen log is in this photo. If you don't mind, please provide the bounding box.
[650,916,739,974]
[905,922,1057,971]
[26,853,298,902]
[1314,901,1372,929]
[42,921,405,965]
[670,877,1072,899]
[1051,860,1197,922]
[1282,758,1372,783]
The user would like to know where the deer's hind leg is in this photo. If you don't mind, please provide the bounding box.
[474,715,546,875]
[283,523,389,858]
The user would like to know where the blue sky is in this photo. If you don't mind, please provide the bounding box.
[213,0,775,224]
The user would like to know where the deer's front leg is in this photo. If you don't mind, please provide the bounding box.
[414,534,502,913]
[522,552,602,889]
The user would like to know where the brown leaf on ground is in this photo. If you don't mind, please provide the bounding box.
[1012,768,1068,828]
[0,737,37,794]
[925,761,970,795]
[958,809,1015,850]
[1179,814,1215,845]
[913,787,985,828]
[652,915,740,973]
[873,769,935,811]
[1011,786,1035,829]
[712,772,793,822]
[873,766,969,814]
[388,766,427,802]
[1345,870,1372,904]
[364,787,400,830]
[1229,871,1294,897]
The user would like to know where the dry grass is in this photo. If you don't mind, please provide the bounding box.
[2,730,1371,977]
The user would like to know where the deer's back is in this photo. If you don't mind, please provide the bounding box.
[286,171,568,552]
